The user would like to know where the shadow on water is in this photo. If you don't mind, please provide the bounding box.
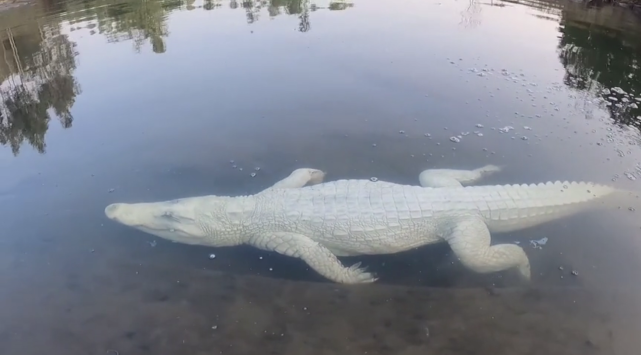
[1,0,641,354]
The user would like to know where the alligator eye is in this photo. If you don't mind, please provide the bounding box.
[161,211,176,220]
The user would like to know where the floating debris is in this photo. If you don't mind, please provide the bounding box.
[529,237,548,249]
[399,130,405,134]
[108,188,116,193]
[612,87,626,95]
[498,126,514,133]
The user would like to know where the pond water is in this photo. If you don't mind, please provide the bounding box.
[1,0,641,353]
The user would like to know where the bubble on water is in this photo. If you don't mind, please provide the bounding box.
[521,136,528,140]
[399,130,405,134]
[209,254,216,259]
[461,132,470,136]
[372,143,377,147]
[250,172,256,177]
[450,136,461,143]
[255,167,261,171]
[424,133,431,137]
[476,124,484,128]
[524,126,532,130]
[370,177,379,182]
[498,126,514,133]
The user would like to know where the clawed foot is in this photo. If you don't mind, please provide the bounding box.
[476,164,502,176]
[343,262,378,284]
[306,169,326,185]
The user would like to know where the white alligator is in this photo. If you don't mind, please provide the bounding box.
[104,165,630,284]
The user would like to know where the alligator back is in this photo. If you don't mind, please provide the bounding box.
[259,179,618,236]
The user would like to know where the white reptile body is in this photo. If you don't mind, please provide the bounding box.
[104,166,626,284]
[249,179,613,256]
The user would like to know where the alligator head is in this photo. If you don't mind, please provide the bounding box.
[104,196,248,247]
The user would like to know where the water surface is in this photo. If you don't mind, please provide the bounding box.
[1,0,641,354]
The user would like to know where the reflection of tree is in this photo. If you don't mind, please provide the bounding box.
[460,0,482,28]
[556,11,641,131]
[0,0,354,155]
[91,0,186,54]
[0,16,80,155]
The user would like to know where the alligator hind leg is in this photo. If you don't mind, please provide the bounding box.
[248,232,377,284]
[418,165,501,188]
[443,215,531,280]
[266,168,325,190]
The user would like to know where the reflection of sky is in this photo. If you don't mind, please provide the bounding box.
[1,0,640,201]
[0,0,639,302]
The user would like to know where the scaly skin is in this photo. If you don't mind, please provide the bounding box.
[105,165,621,284]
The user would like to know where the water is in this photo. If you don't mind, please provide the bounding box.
[1,0,641,353]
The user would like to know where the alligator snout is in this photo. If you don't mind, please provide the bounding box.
[105,203,122,220]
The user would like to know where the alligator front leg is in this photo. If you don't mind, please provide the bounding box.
[418,165,501,188]
[443,216,531,280]
[266,168,325,190]
[248,232,377,284]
